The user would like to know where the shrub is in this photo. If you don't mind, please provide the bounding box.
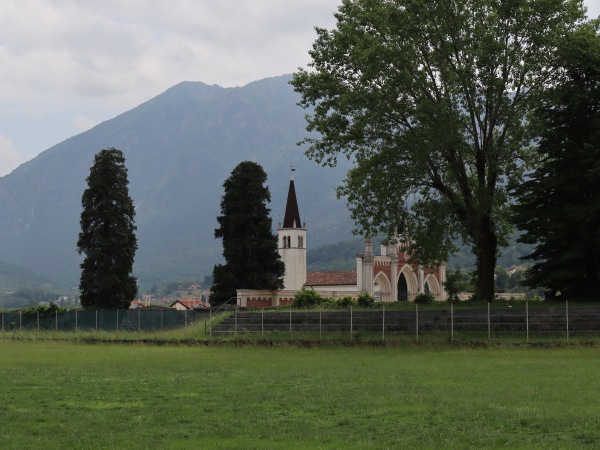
[414,293,434,305]
[21,303,65,320]
[357,293,375,307]
[336,297,355,308]
[293,289,327,308]
[444,269,470,303]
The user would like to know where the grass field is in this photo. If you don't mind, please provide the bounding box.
[1,341,600,449]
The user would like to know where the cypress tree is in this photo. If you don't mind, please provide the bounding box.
[210,161,285,306]
[514,25,600,300]
[77,148,138,309]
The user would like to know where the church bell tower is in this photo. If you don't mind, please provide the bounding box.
[277,169,307,291]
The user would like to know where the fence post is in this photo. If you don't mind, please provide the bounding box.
[235,306,238,337]
[2,311,4,332]
[261,308,264,337]
[382,304,385,342]
[75,309,78,335]
[96,310,98,331]
[451,303,454,343]
[56,310,58,332]
[19,310,22,331]
[526,300,529,343]
[37,311,40,333]
[209,308,212,338]
[289,305,292,341]
[487,302,491,341]
[161,310,163,330]
[350,305,353,340]
[319,305,322,341]
[116,309,119,332]
[138,308,141,332]
[566,300,569,342]
[415,303,419,342]
[184,310,187,328]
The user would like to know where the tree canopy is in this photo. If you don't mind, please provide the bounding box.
[514,22,600,300]
[210,161,285,306]
[77,148,137,309]
[291,0,586,301]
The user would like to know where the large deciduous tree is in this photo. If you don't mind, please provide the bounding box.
[291,0,585,301]
[210,161,285,306]
[514,23,600,300]
[77,148,137,309]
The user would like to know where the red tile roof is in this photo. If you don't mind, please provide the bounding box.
[306,270,357,286]
[170,299,206,309]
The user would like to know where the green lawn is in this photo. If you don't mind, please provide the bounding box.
[1,341,599,448]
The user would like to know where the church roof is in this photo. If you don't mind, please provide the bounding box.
[282,178,302,228]
[306,270,357,286]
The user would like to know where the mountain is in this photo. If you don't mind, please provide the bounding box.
[0,260,55,292]
[0,75,354,289]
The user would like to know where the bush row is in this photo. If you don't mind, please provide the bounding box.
[292,290,375,309]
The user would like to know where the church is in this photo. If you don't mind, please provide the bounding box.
[236,173,447,307]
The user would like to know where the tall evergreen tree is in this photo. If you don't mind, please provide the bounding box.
[291,0,586,301]
[514,23,600,300]
[77,148,138,309]
[210,161,285,306]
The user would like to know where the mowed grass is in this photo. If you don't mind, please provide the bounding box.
[1,342,600,449]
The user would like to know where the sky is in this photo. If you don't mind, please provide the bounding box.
[0,0,599,177]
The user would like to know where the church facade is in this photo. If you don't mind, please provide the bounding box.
[237,175,446,307]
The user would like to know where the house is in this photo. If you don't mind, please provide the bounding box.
[237,171,447,308]
[130,300,146,309]
[170,299,206,310]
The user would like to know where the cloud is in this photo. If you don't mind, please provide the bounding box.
[0,0,340,112]
[0,134,24,176]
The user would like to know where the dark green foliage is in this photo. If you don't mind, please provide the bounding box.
[210,162,285,306]
[293,289,328,308]
[291,0,586,302]
[514,24,600,301]
[77,148,137,309]
[444,270,471,303]
[414,293,434,305]
[495,267,510,292]
[0,288,64,309]
[357,292,374,307]
[336,297,355,308]
[20,303,66,320]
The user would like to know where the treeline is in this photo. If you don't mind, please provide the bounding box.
[0,288,68,309]
[307,237,533,272]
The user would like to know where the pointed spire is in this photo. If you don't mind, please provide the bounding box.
[282,169,301,229]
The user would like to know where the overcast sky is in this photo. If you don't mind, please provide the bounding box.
[1,0,599,176]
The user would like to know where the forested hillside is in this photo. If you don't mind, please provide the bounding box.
[307,236,534,272]
[0,76,353,289]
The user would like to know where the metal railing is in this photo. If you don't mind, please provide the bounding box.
[204,297,239,337]
[208,301,600,342]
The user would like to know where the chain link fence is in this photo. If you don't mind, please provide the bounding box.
[0,308,210,332]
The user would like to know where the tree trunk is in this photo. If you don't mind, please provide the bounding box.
[474,218,498,302]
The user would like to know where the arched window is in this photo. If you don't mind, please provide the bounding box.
[397,273,408,301]
[298,236,303,248]
[287,236,291,248]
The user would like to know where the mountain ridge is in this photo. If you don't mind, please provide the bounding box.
[0,75,354,289]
